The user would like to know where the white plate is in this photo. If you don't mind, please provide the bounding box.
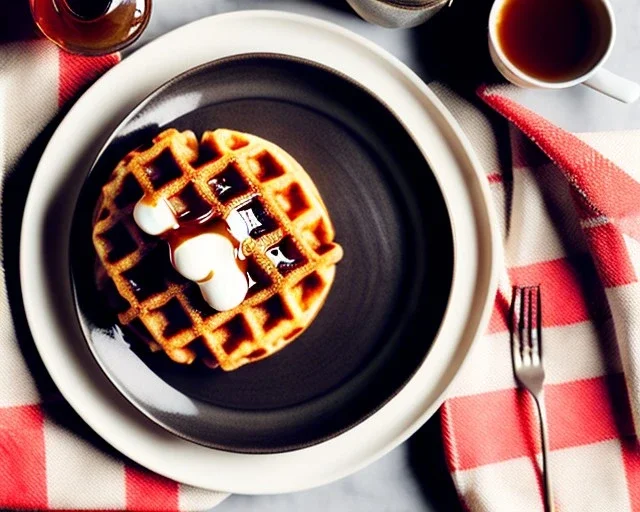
[20,10,499,494]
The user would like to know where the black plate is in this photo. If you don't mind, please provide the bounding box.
[70,54,454,453]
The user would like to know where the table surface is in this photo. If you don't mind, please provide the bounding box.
[128,1,640,510]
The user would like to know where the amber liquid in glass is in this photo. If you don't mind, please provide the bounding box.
[496,0,606,82]
[30,0,151,55]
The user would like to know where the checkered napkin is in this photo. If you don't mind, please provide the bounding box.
[435,83,640,511]
[0,35,226,511]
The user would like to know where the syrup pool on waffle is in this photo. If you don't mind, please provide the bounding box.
[133,192,300,312]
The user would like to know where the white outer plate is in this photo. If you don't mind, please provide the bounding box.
[21,11,499,494]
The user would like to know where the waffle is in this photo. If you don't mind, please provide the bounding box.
[92,128,343,371]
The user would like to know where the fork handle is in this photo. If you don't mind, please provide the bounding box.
[533,392,555,512]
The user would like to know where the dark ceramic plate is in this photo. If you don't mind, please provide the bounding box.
[70,53,454,453]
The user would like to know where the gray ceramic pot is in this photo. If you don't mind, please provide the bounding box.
[346,0,449,28]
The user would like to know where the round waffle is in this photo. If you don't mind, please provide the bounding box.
[92,128,343,371]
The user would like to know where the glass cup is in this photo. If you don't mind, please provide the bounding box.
[30,0,151,56]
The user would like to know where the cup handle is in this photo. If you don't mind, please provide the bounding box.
[584,68,640,103]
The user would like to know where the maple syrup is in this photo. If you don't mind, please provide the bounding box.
[30,0,151,55]
[496,0,607,82]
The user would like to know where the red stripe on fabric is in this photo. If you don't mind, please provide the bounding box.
[440,401,459,473]
[441,387,538,471]
[548,373,633,449]
[478,87,640,221]
[487,296,508,333]
[508,255,609,328]
[622,437,640,512]
[582,221,638,288]
[487,287,510,334]
[442,374,631,471]
[58,51,120,107]
[0,405,47,509]
[125,465,179,511]
[486,172,503,184]
[53,509,117,512]
[485,256,609,335]
[618,216,640,244]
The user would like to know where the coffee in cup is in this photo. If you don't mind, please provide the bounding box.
[488,0,640,103]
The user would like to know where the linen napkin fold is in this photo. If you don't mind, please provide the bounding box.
[0,35,226,511]
[437,83,640,512]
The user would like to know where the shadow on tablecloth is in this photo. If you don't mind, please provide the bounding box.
[410,0,501,93]
[2,1,40,42]
[408,411,465,512]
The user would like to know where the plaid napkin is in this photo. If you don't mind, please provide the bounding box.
[0,30,226,511]
[436,83,640,511]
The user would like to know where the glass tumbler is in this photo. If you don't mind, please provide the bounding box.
[30,0,151,55]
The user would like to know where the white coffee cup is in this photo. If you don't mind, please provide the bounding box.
[488,0,640,103]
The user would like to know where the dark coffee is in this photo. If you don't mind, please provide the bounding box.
[496,0,608,82]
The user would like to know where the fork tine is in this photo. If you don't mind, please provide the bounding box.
[518,286,525,335]
[530,286,542,366]
[511,287,523,368]
[526,287,536,366]
[537,285,542,352]
[520,287,532,366]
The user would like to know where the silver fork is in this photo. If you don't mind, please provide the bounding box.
[511,285,554,512]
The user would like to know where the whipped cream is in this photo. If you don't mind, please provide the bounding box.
[133,198,178,235]
[172,233,248,311]
[133,195,248,312]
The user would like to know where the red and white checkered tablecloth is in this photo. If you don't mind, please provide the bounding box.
[5,12,640,512]
[1,35,226,511]
[435,83,640,512]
